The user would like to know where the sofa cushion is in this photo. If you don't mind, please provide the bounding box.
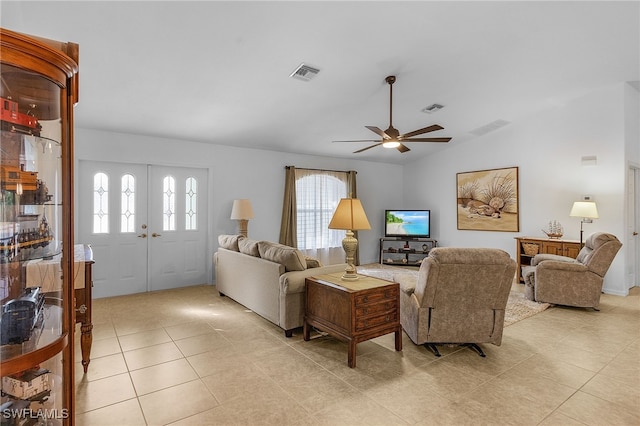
[218,234,241,251]
[258,241,306,272]
[238,237,260,257]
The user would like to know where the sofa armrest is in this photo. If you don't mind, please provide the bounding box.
[537,260,587,273]
[280,263,348,295]
[394,272,418,296]
[531,253,579,266]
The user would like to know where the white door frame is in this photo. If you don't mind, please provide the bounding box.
[627,163,640,289]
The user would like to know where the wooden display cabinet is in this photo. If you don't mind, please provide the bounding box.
[514,236,582,282]
[1,28,79,424]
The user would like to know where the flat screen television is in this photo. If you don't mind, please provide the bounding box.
[385,210,430,238]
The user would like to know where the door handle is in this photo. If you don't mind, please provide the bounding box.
[138,233,147,238]
[152,233,162,237]
[633,231,638,236]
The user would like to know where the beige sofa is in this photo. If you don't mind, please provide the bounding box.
[214,235,347,337]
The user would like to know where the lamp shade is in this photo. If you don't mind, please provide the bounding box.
[328,198,371,231]
[569,201,599,219]
[230,199,255,220]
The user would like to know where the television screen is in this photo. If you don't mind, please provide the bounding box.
[385,210,430,238]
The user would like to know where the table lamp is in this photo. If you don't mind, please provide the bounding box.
[569,201,598,245]
[328,198,371,281]
[230,199,254,237]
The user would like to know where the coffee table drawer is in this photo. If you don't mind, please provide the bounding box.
[356,310,398,331]
[355,301,395,317]
[354,287,397,306]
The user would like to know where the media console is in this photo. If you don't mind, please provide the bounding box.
[379,237,438,266]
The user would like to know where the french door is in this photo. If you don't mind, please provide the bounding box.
[78,161,208,298]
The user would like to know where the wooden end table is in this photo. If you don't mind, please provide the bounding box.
[303,272,402,368]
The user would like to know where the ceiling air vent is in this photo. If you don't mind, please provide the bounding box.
[289,63,320,82]
[421,103,445,114]
[469,119,510,136]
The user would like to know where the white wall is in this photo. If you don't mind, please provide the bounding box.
[74,128,404,283]
[74,83,637,294]
[402,84,632,296]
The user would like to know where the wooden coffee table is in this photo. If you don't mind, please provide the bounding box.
[303,272,402,368]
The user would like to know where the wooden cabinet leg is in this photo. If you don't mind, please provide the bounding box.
[80,322,93,373]
[395,326,402,351]
[303,320,310,341]
[348,340,356,368]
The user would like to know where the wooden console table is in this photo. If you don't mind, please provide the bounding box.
[75,244,94,373]
[303,272,402,368]
[25,244,94,372]
[514,236,582,282]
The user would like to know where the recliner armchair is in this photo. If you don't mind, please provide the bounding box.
[522,232,622,309]
[396,247,516,357]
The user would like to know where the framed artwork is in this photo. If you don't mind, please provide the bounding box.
[456,166,519,232]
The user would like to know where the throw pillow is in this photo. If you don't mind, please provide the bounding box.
[238,237,260,257]
[304,256,323,269]
[218,234,240,251]
[257,241,306,272]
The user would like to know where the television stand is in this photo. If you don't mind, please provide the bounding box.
[379,237,437,267]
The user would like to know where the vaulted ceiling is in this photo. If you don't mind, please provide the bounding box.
[2,1,638,165]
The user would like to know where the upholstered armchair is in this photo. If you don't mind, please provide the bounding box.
[522,232,622,309]
[396,247,516,357]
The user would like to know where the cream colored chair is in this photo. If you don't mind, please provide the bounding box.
[523,232,622,309]
[397,247,516,357]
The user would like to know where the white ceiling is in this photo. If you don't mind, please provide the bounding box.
[2,1,639,165]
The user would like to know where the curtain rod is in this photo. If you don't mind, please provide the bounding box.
[285,166,357,174]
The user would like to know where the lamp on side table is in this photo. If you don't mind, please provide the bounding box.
[328,198,371,281]
[230,199,254,237]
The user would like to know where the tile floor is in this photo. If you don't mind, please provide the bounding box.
[74,283,640,425]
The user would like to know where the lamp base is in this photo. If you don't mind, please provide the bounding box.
[341,230,359,281]
[237,219,249,238]
[341,270,359,281]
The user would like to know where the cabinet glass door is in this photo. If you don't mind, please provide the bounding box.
[1,60,70,423]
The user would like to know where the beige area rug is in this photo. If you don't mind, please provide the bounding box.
[358,263,550,327]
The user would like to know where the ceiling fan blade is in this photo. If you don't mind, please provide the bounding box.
[353,143,382,153]
[402,137,452,143]
[365,126,391,139]
[399,124,444,139]
[332,139,380,143]
[397,144,411,153]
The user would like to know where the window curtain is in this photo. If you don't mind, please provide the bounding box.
[279,167,360,266]
[279,166,297,247]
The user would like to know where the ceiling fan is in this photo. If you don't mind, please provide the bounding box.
[333,75,451,153]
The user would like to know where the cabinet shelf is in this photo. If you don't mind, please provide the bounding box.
[379,237,437,267]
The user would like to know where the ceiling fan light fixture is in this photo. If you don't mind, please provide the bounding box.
[382,140,400,148]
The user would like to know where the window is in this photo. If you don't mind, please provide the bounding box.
[162,175,176,231]
[185,177,197,230]
[295,169,347,251]
[93,172,109,233]
[121,174,135,232]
